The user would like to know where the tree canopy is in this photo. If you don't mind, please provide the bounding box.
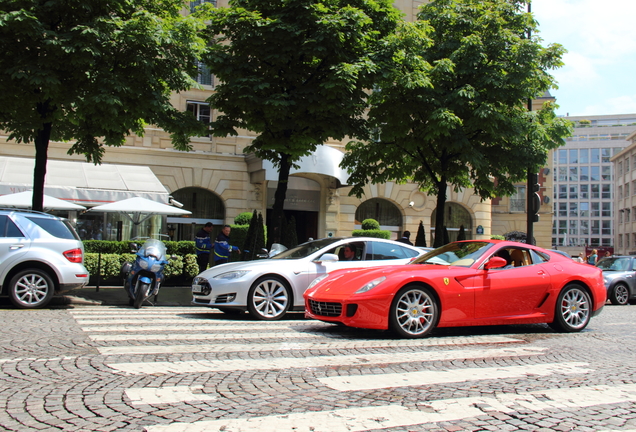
[0,0,208,210]
[201,0,402,246]
[342,0,572,246]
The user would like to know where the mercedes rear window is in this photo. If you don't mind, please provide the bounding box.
[26,217,80,240]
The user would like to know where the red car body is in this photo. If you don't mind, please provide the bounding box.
[304,240,605,338]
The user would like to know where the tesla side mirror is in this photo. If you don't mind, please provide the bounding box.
[316,253,339,263]
[485,256,507,270]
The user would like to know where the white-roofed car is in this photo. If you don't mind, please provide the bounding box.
[192,237,422,320]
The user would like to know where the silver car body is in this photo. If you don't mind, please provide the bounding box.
[192,237,422,320]
[596,256,636,305]
[0,209,89,308]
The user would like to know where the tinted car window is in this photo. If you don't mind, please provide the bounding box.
[367,241,413,260]
[26,216,77,240]
[0,215,24,237]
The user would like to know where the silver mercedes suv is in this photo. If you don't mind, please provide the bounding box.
[0,209,89,308]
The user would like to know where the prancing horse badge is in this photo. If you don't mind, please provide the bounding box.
[443,278,450,285]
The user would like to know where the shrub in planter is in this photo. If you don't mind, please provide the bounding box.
[352,229,390,239]
[361,219,380,230]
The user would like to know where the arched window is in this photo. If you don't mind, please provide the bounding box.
[169,187,225,241]
[355,198,402,229]
[430,202,472,243]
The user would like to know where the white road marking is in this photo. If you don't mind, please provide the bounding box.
[78,324,320,332]
[144,384,636,432]
[96,335,523,355]
[319,362,591,391]
[88,332,323,341]
[107,347,546,375]
[125,386,215,405]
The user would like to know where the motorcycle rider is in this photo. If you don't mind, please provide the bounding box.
[195,222,213,273]
[214,224,240,265]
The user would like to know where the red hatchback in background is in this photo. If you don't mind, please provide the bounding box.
[304,240,606,338]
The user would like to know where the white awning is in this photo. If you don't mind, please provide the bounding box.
[262,145,349,185]
[0,156,169,206]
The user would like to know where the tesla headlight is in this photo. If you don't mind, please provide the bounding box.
[355,276,386,294]
[213,270,251,280]
[308,274,330,290]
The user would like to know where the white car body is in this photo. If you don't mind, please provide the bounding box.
[192,237,422,320]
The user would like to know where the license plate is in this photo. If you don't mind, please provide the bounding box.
[192,284,203,294]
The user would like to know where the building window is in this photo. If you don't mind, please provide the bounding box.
[558,185,567,199]
[580,184,589,199]
[190,0,216,12]
[619,234,623,248]
[601,148,611,163]
[357,198,403,228]
[569,185,578,199]
[569,220,578,235]
[580,149,589,163]
[619,161,623,176]
[591,220,600,235]
[580,166,589,181]
[569,202,578,217]
[558,167,567,182]
[580,202,589,217]
[591,149,600,163]
[510,186,526,212]
[626,158,631,172]
[625,183,630,197]
[619,185,623,200]
[194,61,214,86]
[602,220,611,235]
[591,202,600,217]
[186,101,211,137]
[569,167,578,181]
[558,202,567,217]
[580,220,589,235]
[569,149,578,164]
[591,184,600,199]
[602,184,612,199]
[632,181,636,196]
[602,203,611,217]
[558,149,567,164]
[602,166,611,181]
[591,166,600,181]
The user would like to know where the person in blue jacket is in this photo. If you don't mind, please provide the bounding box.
[195,222,213,273]
[214,225,240,265]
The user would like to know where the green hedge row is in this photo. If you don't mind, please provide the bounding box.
[84,253,200,281]
[351,229,391,239]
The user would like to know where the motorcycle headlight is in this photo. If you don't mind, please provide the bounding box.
[138,259,150,270]
[355,276,386,294]
[150,263,163,273]
[213,270,250,280]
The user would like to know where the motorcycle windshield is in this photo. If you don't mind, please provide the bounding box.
[139,239,167,260]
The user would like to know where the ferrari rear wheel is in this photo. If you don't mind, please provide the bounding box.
[549,283,591,332]
[609,283,629,305]
[389,285,438,338]
[247,276,291,320]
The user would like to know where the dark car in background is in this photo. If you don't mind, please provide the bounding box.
[596,256,636,305]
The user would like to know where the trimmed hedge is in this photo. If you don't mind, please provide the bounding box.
[351,229,391,239]
[84,252,199,282]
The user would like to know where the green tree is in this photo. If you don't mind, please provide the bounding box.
[243,210,266,260]
[415,220,427,247]
[0,0,208,211]
[201,0,402,247]
[342,0,572,247]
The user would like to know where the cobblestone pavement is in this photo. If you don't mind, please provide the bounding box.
[1,302,636,432]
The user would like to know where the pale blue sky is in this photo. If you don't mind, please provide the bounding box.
[532,0,636,117]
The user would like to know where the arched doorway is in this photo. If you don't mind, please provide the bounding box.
[169,187,225,241]
[355,198,402,236]
[430,202,473,244]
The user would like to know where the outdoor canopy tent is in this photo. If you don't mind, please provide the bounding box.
[0,191,86,211]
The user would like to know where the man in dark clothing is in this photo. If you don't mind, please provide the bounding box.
[195,222,213,273]
[214,224,240,265]
[396,230,413,246]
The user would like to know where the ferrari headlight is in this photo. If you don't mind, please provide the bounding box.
[308,274,329,290]
[355,276,386,294]
[213,270,250,280]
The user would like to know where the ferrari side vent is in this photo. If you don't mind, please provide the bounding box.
[308,300,342,317]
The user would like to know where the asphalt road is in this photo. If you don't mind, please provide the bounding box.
[1,300,636,431]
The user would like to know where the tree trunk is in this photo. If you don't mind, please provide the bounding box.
[267,153,291,249]
[433,178,447,247]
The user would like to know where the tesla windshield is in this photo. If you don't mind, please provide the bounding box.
[271,238,342,260]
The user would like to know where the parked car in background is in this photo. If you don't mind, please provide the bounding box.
[192,237,423,320]
[0,209,89,308]
[595,256,636,305]
[305,240,605,338]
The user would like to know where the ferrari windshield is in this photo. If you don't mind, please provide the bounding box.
[412,241,494,267]
[271,238,342,260]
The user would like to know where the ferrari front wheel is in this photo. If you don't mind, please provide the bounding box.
[389,285,438,338]
[549,283,591,332]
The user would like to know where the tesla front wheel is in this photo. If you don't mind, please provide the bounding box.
[389,285,438,338]
[133,283,150,309]
[549,283,591,332]
[610,283,629,305]
[247,276,291,320]
[9,269,55,309]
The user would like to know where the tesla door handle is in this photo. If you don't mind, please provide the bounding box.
[10,244,25,250]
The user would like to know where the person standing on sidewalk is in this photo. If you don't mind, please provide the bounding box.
[195,222,213,273]
[214,224,240,265]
